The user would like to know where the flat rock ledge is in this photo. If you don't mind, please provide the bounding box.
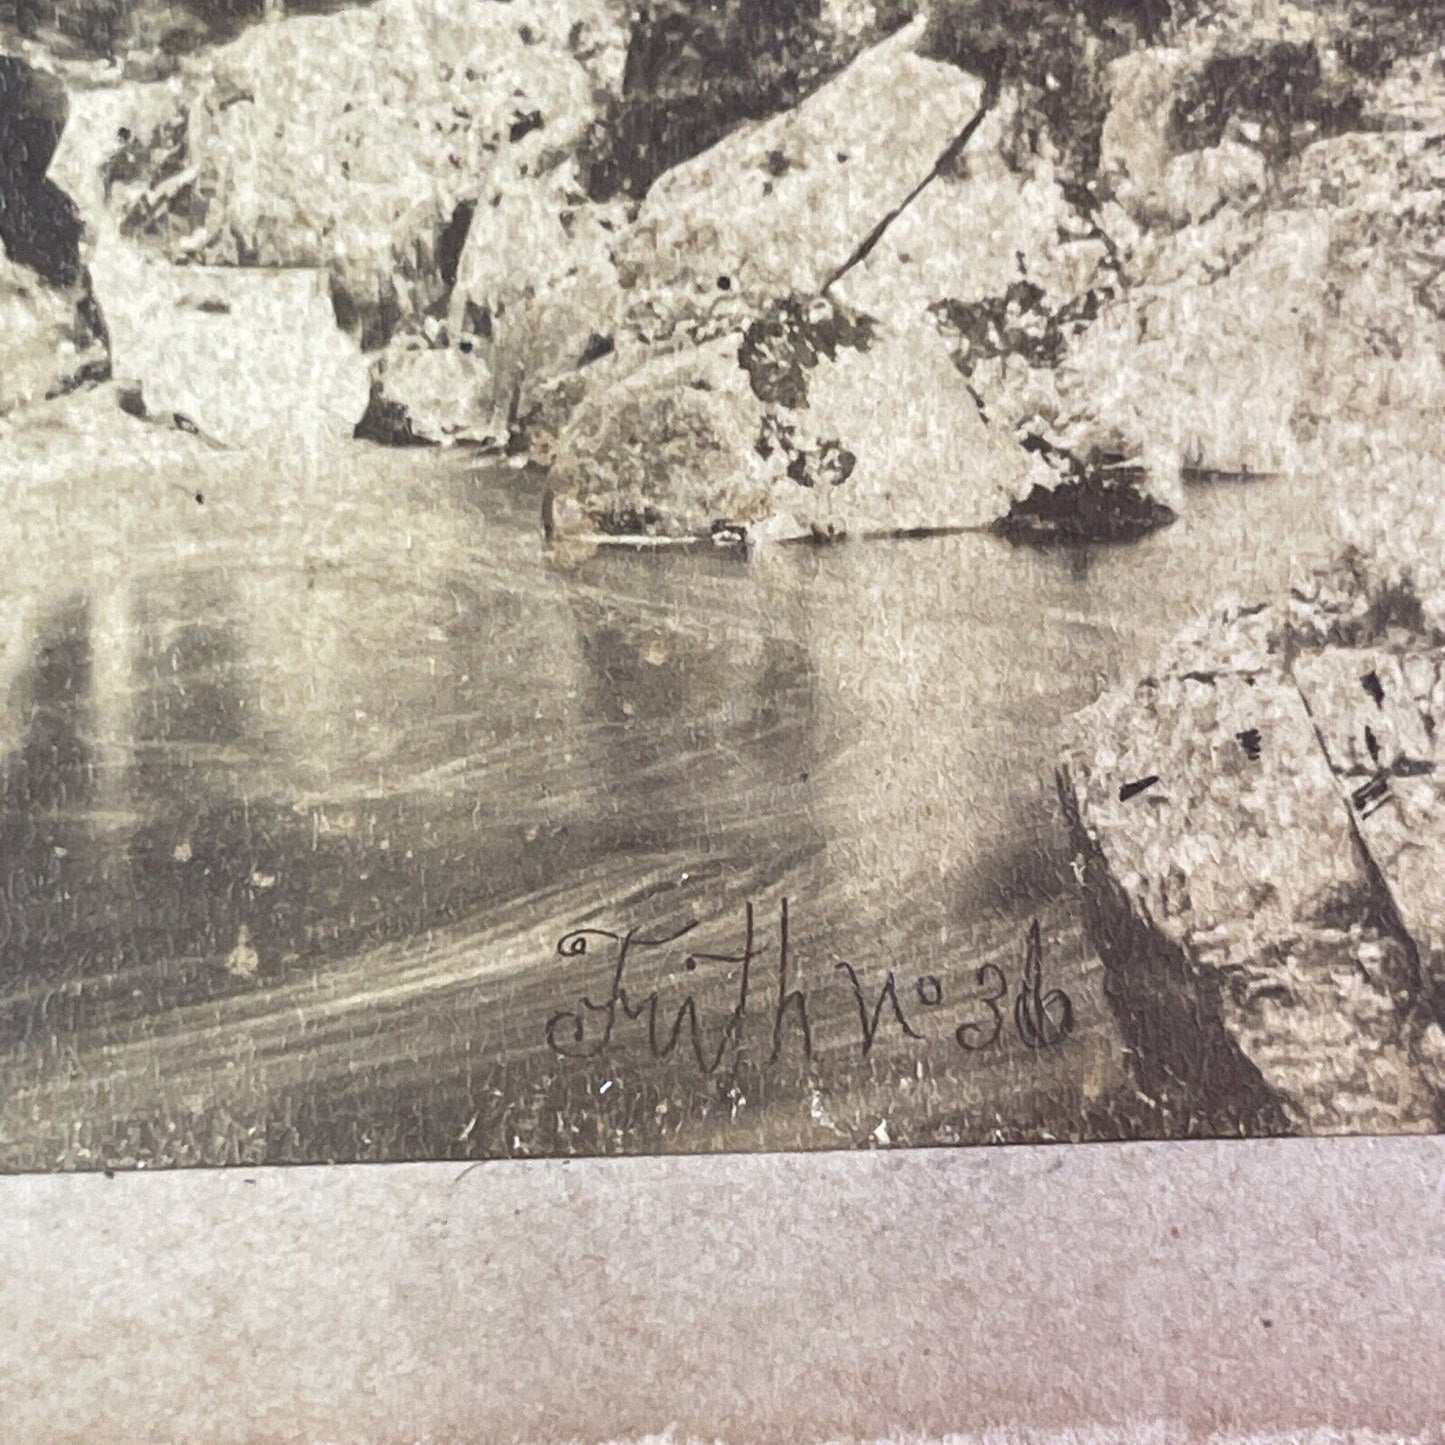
[1060,556,1445,1137]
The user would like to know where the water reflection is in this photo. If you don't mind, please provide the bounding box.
[566,550,821,860]
[0,445,1367,1162]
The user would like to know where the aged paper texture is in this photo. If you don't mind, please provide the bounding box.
[3,0,1445,1168]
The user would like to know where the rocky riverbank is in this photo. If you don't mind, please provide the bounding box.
[7,0,1445,1137]
[3,0,1441,535]
[1060,491,1445,1137]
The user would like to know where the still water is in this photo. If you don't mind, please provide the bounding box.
[0,443,1354,1167]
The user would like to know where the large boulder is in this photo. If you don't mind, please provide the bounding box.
[611,16,985,343]
[830,91,1107,333]
[1060,563,1445,1135]
[544,293,1037,543]
[829,90,1182,539]
[870,17,1445,508]
[356,321,502,448]
[93,0,626,348]
[1052,207,1333,479]
[440,2,945,442]
[452,13,985,452]
[1284,130,1445,469]
[90,237,370,446]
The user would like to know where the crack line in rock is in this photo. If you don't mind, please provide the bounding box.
[1286,663,1433,1017]
[821,80,998,295]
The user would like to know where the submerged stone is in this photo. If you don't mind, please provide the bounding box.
[994,447,1176,546]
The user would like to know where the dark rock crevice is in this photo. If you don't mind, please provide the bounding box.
[0,53,83,285]
[821,86,996,292]
[1056,763,1292,1134]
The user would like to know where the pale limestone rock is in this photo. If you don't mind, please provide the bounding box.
[97,0,625,345]
[1154,140,1268,225]
[1284,133,1445,470]
[1055,209,1333,476]
[0,255,106,415]
[47,70,188,221]
[364,333,504,447]
[1295,645,1445,1007]
[91,236,370,446]
[546,337,770,540]
[611,17,984,342]
[0,382,216,486]
[1098,46,1191,216]
[1061,600,1441,1134]
[545,297,1036,543]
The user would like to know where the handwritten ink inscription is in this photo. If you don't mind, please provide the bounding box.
[544,901,1074,1075]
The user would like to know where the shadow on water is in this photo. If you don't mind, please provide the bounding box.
[0,450,1366,1165]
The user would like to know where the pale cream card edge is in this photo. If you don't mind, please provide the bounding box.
[2,1134,1442,1443]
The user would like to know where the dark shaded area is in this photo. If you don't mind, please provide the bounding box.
[923,0,1169,182]
[434,198,474,293]
[1329,0,1445,82]
[1055,766,1293,1135]
[0,53,82,284]
[1170,39,1364,161]
[353,381,437,448]
[579,0,893,200]
[329,274,402,351]
[995,441,1175,547]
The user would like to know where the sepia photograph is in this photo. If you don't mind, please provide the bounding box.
[3,0,1445,1171]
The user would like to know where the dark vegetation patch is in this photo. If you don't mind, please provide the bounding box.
[738,293,877,409]
[922,0,1169,183]
[995,439,1175,546]
[921,0,1440,190]
[578,0,912,201]
[756,414,858,488]
[932,280,1107,384]
[1170,39,1364,161]
[1333,0,1445,82]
